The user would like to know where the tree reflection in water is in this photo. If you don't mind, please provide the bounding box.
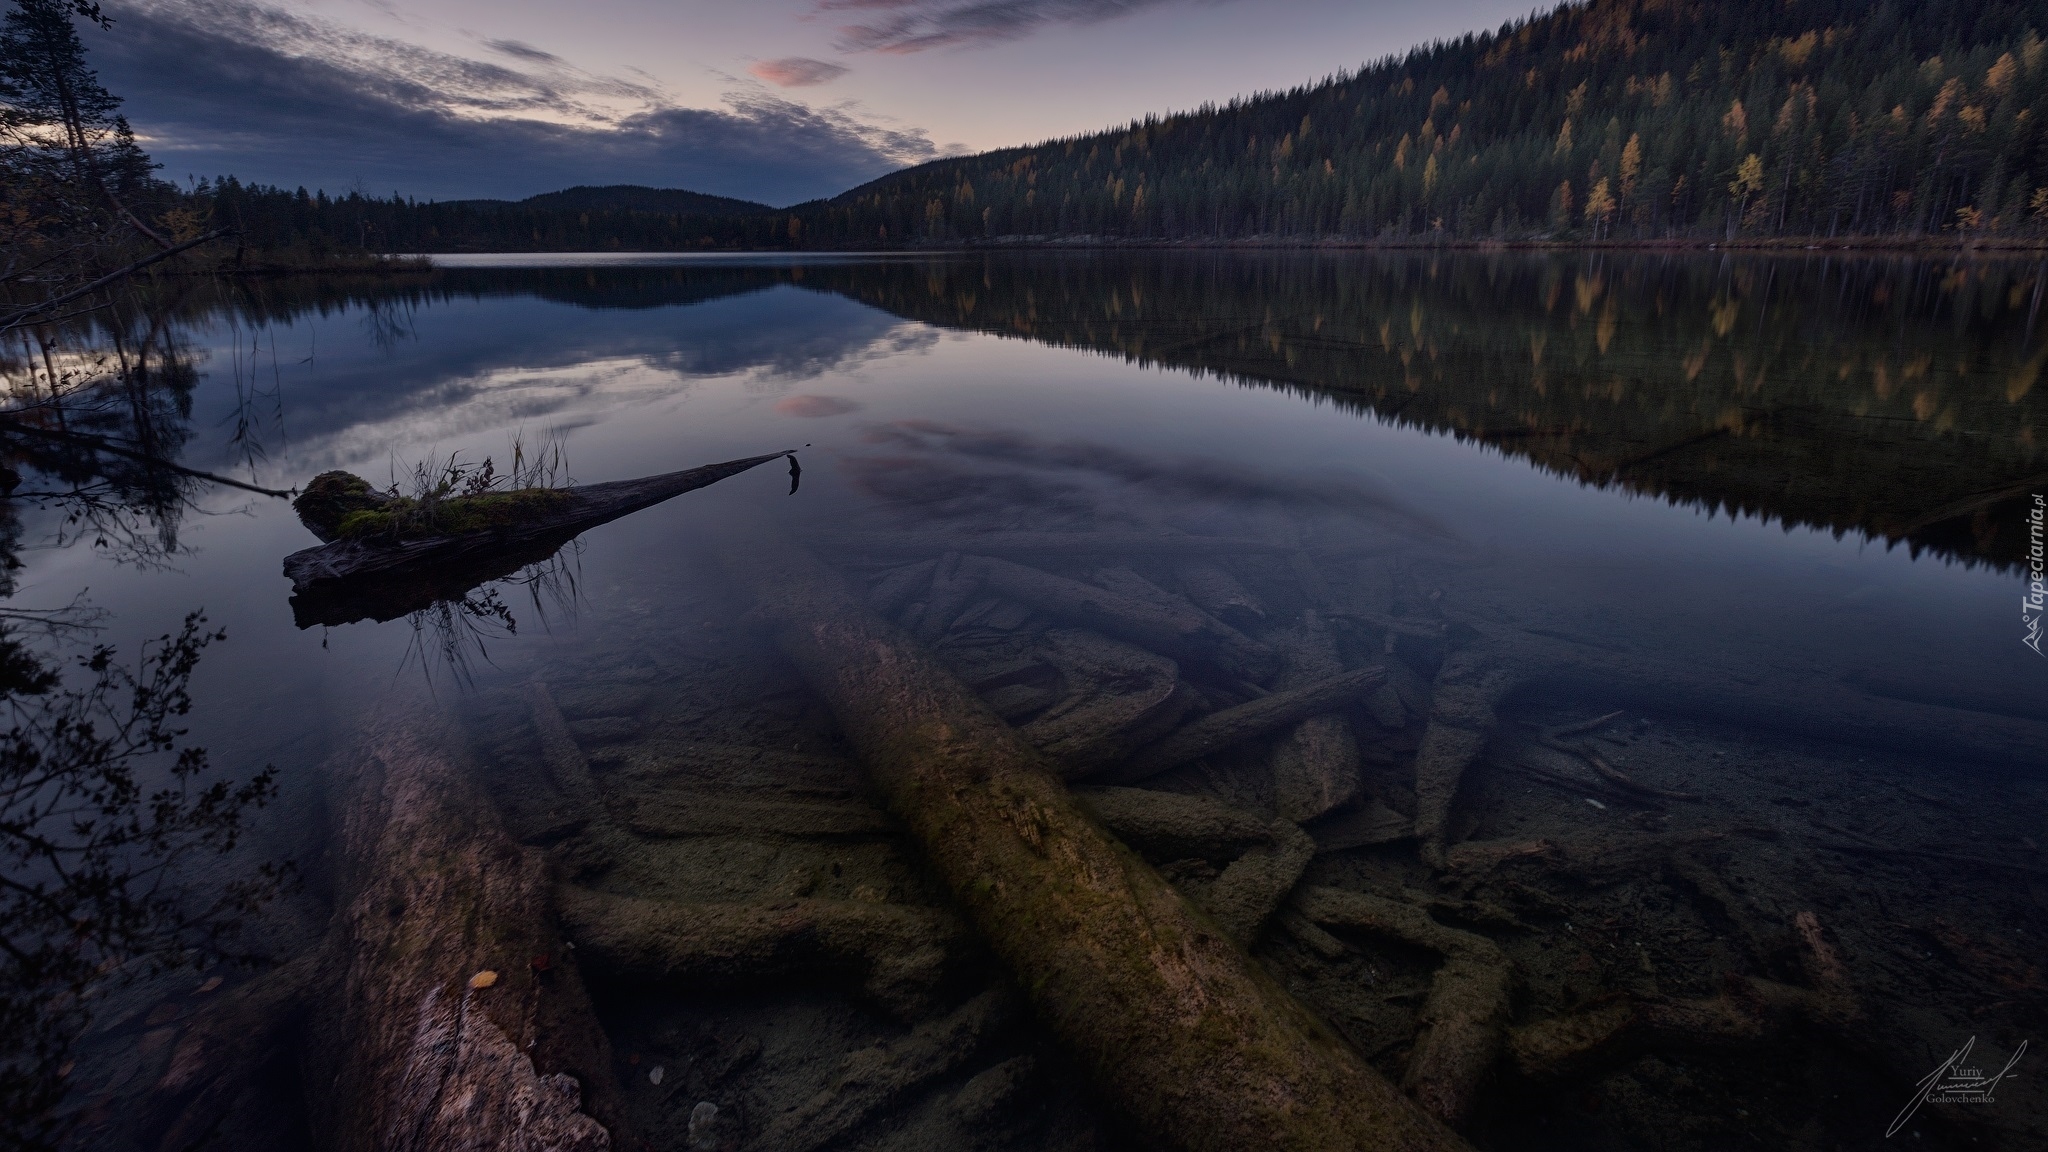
[1,297,285,1151]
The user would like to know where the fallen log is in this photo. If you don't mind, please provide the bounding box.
[1017,629,1190,772]
[1103,666,1387,785]
[1269,611,1363,823]
[964,555,1279,682]
[556,886,968,1019]
[1073,787,1314,946]
[283,451,792,596]
[748,986,1021,1152]
[1293,887,1512,1132]
[1411,647,1521,868]
[144,697,625,1150]
[712,521,1469,1152]
[300,698,622,1152]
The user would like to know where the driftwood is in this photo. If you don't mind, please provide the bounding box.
[1268,611,1363,823]
[963,555,1279,682]
[556,886,967,1019]
[1104,666,1387,785]
[712,521,1469,1152]
[1292,887,1512,1131]
[283,451,792,595]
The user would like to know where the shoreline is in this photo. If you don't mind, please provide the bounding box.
[187,235,2048,273]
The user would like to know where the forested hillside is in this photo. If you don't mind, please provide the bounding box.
[174,0,2048,251]
[801,0,2048,243]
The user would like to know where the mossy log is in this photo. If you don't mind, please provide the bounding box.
[713,520,1470,1152]
[556,886,968,1019]
[283,451,792,593]
[1102,666,1387,785]
[1292,887,1513,1131]
[961,554,1279,682]
[1174,560,1265,629]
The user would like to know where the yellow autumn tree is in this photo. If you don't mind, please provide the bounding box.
[1584,177,1617,238]
[1728,153,1765,234]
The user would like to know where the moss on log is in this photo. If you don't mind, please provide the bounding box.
[713,520,1470,1152]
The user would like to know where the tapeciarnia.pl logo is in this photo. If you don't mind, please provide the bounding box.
[2027,494,2045,657]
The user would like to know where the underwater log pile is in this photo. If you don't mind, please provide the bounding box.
[164,467,2045,1151]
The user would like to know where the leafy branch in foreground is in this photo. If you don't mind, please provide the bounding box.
[0,613,281,1152]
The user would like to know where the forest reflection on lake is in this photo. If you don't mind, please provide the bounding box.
[8,251,2046,1152]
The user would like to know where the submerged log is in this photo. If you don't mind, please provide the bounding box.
[556,886,969,1019]
[283,451,792,596]
[1293,887,1512,1131]
[713,521,1469,1152]
[1411,647,1521,868]
[302,699,622,1151]
[154,698,625,1150]
[964,555,1279,681]
[1018,629,1190,772]
[1269,611,1363,823]
[1104,666,1387,785]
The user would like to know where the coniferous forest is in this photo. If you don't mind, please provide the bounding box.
[181,0,2048,252]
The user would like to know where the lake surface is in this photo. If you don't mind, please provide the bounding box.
[16,251,2047,1150]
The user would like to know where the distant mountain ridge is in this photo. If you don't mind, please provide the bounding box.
[443,185,774,217]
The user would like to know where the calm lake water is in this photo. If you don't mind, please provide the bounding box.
[20,251,2048,1150]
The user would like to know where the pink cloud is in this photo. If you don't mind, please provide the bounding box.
[748,57,851,87]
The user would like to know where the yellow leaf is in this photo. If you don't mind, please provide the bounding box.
[469,970,499,989]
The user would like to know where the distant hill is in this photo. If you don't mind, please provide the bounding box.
[453,185,775,217]
[793,0,2048,244]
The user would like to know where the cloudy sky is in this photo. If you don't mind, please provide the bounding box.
[92,0,1539,206]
